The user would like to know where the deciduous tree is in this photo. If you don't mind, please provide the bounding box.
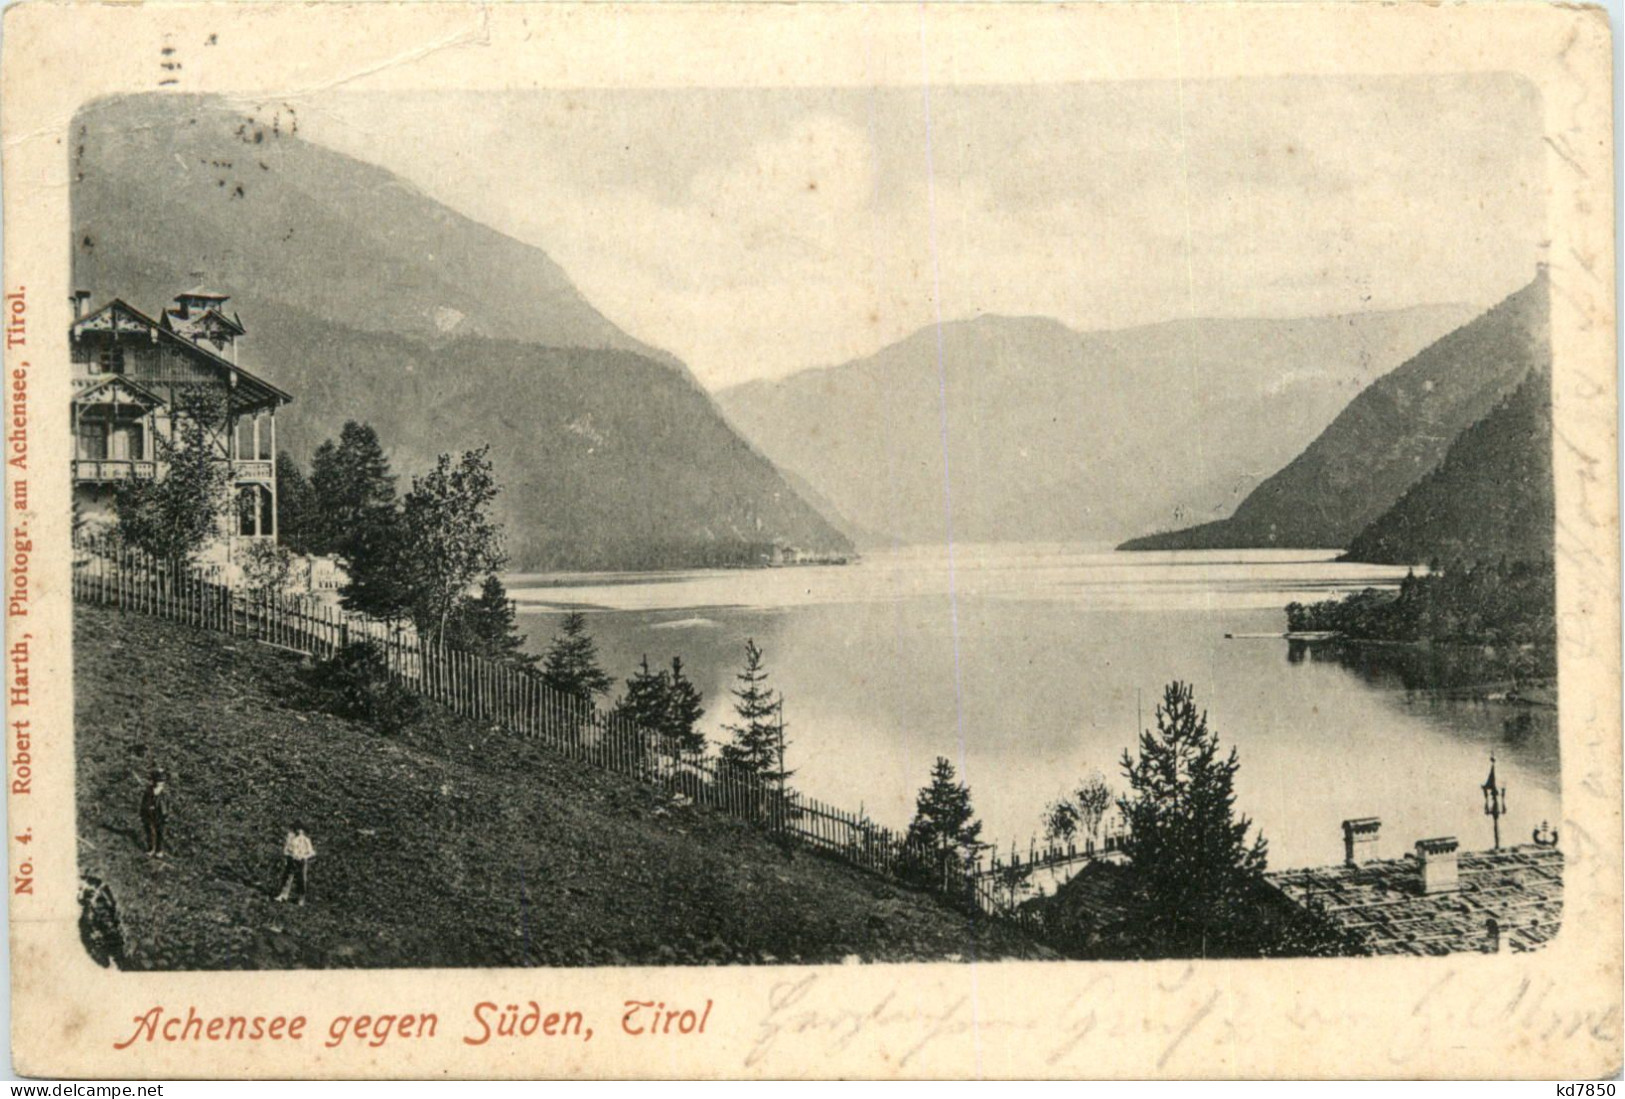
[399,446,506,646]
[114,387,233,563]
[241,540,294,600]
[1042,771,1114,846]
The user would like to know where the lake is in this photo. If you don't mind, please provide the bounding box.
[505,545,1559,871]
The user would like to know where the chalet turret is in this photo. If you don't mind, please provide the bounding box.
[69,291,291,564]
[161,289,245,364]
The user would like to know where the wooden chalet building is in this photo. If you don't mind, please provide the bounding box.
[69,290,292,564]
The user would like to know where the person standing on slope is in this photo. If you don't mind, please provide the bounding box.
[137,769,170,858]
[275,824,317,905]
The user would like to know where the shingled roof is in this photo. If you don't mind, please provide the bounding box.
[1267,844,1563,956]
[70,298,290,408]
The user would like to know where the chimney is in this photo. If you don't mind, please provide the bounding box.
[70,290,90,319]
[1415,836,1460,895]
[1342,817,1381,866]
[1485,917,1503,954]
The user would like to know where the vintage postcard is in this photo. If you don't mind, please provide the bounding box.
[2,0,1618,1080]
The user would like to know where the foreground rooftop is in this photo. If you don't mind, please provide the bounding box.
[1267,843,1563,956]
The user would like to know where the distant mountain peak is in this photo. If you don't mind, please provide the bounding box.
[1120,269,1550,553]
[717,302,1479,548]
[74,93,678,365]
[74,93,850,570]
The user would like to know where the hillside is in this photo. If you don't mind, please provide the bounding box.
[73,96,665,359]
[242,308,854,569]
[1343,370,1554,566]
[71,94,850,570]
[74,604,1045,969]
[1121,271,1550,552]
[716,306,1475,547]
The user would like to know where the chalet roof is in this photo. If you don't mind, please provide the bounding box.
[72,375,166,409]
[70,298,290,408]
[162,303,246,337]
[1266,844,1563,956]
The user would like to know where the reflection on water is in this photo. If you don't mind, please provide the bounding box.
[1285,638,1558,799]
[507,545,1559,870]
[1289,637,1556,694]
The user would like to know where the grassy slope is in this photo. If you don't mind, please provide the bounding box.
[76,605,1046,969]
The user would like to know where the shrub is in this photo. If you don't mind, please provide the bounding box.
[241,540,295,600]
[305,640,422,734]
[77,875,125,969]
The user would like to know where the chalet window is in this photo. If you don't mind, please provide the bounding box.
[237,486,258,536]
[76,421,108,461]
[110,423,145,462]
[237,485,274,538]
[232,414,272,461]
[98,345,125,374]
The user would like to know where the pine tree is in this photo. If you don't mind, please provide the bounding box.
[338,507,413,623]
[1118,681,1268,957]
[660,656,707,758]
[445,574,536,669]
[720,638,791,783]
[601,655,665,770]
[308,422,411,621]
[308,421,397,560]
[538,612,614,702]
[611,655,668,730]
[905,756,984,874]
[273,451,317,555]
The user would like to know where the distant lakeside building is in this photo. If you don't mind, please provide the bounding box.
[765,543,852,567]
[69,289,291,566]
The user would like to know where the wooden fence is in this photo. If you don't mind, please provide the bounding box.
[72,548,1121,921]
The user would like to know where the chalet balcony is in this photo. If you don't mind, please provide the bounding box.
[233,459,275,484]
[72,458,276,484]
[73,458,157,483]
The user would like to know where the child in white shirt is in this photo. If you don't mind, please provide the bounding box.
[275,824,316,905]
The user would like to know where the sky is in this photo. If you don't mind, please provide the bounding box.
[295,74,1546,390]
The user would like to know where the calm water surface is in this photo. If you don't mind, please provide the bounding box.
[506,545,1558,870]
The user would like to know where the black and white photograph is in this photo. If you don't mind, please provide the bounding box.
[65,77,1562,970]
[4,0,1617,1081]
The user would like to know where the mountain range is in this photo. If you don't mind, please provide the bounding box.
[72,95,851,570]
[76,95,1550,574]
[716,306,1478,548]
[1120,271,1550,557]
[1342,367,1553,566]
